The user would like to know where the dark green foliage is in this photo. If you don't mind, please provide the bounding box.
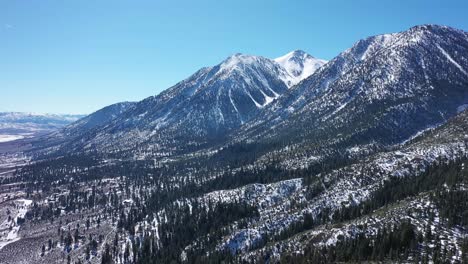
[280,221,419,263]
[101,244,112,264]
[334,156,468,224]
[275,156,468,263]
[136,201,258,264]
[432,189,468,227]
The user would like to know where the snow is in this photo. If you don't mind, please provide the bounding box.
[457,104,468,113]
[265,83,280,98]
[419,57,432,87]
[436,44,468,76]
[229,89,243,123]
[0,135,25,143]
[323,101,349,121]
[246,90,263,108]
[0,112,83,121]
[359,34,394,61]
[0,199,33,250]
[16,199,33,207]
[399,123,442,145]
[220,110,468,254]
[224,229,262,254]
[258,89,275,106]
[217,51,325,93]
[275,50,327,87]
[219,53,257,74]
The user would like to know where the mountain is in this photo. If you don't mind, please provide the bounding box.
[61,102,135,137]
[231,108,468,262]
[232,24,468,169]
[0,112,84,143]
[29,102,136,154]
[42,51,326,157]
[274,50,327,87]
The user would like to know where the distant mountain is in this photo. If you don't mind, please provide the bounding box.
[59,102,135,137]
[0,112,84,142]
[27,25,468,164]
[43,51,326,157]
[274,50,327,87]
[30,102,135,152]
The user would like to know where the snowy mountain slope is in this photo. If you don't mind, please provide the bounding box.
[61,102,135,136]
[45,51,325,157]
[239,110,468,262]
[28,102,136,154]
[243,193,463,262]
[230,25,468,168]
[176,109,468,257]
[274,50,327,87]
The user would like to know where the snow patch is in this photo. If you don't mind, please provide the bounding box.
[0,135,25,143]
[275,50,327,87]
[457,104,468,113]
[436,44,468,76]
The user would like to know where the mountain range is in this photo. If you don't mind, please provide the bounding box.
[30,49,327,157]
[0,112,83,143]
[1,24,468,263]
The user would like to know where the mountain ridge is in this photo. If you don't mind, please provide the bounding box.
[232,24,468,162]
[35,50,326,157]
[0,112,84,143]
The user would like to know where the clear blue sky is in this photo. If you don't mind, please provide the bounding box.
[1,0,467,114]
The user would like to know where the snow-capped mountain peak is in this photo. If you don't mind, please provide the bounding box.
[220,53,257,69]
[274,50,327,87]
[216,53,273,78]
[29,49,329,156]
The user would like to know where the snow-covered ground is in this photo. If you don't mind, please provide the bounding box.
[243,194,465,262]
[0,199,32,250]
[0,135,27,143]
